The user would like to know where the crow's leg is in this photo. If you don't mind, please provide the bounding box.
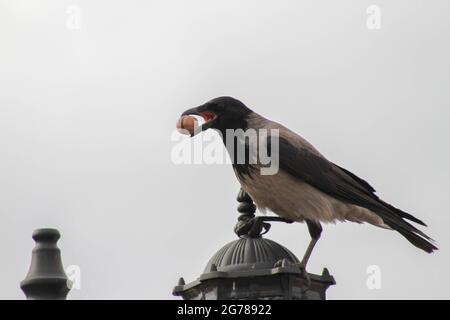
[291,220,322,288]
[301,220,323,267]
[235,188,294,236]
[248,216,294,237]
[254,216,294,224]
[235,216,294,237]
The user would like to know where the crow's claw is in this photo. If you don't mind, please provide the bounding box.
[295,262,311,290]
[248,217,271,237]
[234,216,271,237]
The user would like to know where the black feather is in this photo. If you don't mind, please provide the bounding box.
[274,137,437,253]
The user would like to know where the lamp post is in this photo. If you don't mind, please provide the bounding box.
[173,189,335,300]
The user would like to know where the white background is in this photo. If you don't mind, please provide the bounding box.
[0,0,449,299]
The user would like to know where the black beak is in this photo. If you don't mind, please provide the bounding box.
[181,105,217,136]
[181,106,203,117]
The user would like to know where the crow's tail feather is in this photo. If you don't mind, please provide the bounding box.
[396,228,438,253]
[380,213,438,253]
[378,199,427,226]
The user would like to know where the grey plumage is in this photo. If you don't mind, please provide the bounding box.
[240,112,436,253]
[239,113,387,226]
[181,96,438,254]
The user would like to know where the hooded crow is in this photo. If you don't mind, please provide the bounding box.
[181,96,437,267]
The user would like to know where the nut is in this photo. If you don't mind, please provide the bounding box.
[176,115,198,135]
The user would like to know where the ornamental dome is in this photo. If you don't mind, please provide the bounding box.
[203,235,300,273]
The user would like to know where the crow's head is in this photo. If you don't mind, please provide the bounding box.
[181,96,252,135]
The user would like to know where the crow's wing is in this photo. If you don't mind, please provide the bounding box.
[270,136,437,253]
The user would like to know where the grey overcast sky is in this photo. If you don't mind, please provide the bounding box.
[0,0,449,299]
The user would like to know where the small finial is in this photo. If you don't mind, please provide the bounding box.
[235,189,257,237]
[237,190,256,215]
[237,188,252,202]
[178,277,185,286]
[234,188,272,238]
[21,228,70,300]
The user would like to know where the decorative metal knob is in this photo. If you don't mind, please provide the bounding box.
[234,188,272,237]
[20,228,71,300]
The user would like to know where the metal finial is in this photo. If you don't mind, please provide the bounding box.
[20,228,71,300]
[234,189,256,236]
